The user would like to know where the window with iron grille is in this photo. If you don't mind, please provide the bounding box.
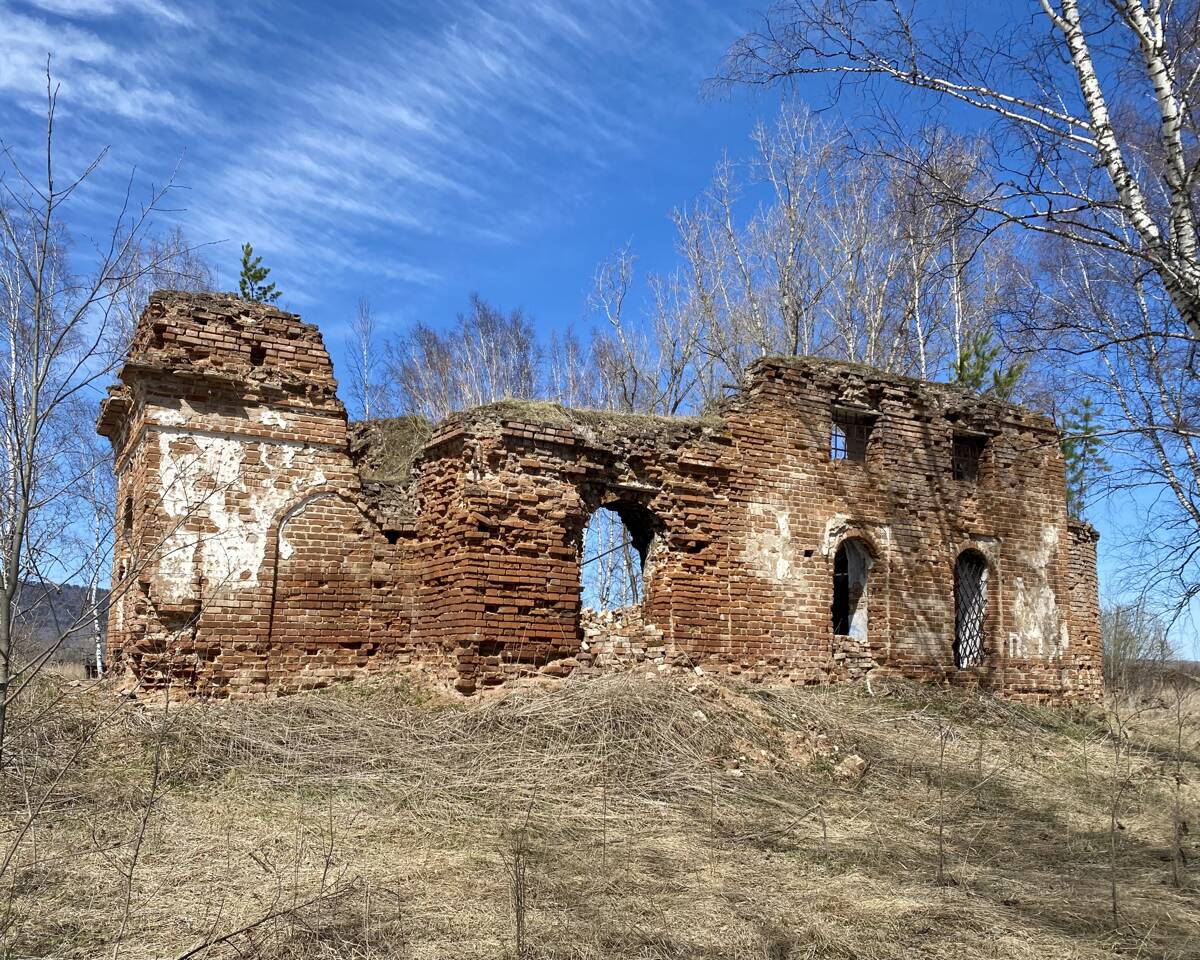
[952,434,986,482]
[954,550,989,667]
[831,409,875,462]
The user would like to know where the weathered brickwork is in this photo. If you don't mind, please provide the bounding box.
[99,292,1103,702]
[98,292,421,696]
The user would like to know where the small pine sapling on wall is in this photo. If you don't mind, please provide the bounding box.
[239,243,281,304]
[952,329,1027,402]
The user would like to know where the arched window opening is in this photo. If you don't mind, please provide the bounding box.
[954,550,989,667]
[580,501,655,612]
[832,538,872,639]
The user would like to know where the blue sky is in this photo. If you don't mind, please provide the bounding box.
[1,0,1194,654]
[0,0,770,335]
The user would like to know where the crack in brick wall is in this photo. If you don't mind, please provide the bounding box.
[97,292,1103,703]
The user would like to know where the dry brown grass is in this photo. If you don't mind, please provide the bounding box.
[2,673,1197,959]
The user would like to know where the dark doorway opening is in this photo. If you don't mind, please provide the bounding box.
[832,538,872,638]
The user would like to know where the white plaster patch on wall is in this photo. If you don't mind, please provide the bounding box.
[1010,524,1062,658]
[150,398,196,427]
[254,407,289,429]
[155,427,330,603]
[773,510,791,579]
[820,514,852,558]
[970,535,1001,565]
[744,501,796,581]
[820,516,890,558]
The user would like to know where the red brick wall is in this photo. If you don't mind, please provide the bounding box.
[99,292,1103,703]
[407,362,1102,702]
[99,293,416,697]
[260,492,411,692]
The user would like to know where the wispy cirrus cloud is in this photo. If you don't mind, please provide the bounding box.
[0,0,745,309]
[0,6,196,125]
[19,0,190,23]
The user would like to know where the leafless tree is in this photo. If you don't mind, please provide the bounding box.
[588,246,698,416]
[345,296,385,420]
[720,0,1200,339]
[1038,237,1200,612]
[0,68,193,758]
[109,225,214,356]
[386,294,541,420]
[613,104,1025,409]
[1101,599,1174,690]
[546,326,598,409]
[721,0,1200,616]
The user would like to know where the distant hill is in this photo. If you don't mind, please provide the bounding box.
[12,582,108,666]
[1124,657,1200,692]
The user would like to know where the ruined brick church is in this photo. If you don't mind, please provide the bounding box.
[97,292,1103,702]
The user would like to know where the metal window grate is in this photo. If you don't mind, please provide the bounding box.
[954,551,988,667]
[831,409,874,462]
[952,435,986,482]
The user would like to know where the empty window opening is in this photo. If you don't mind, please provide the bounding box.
[832,538,872,639]
[954,550,989,667]
[580,502,655,612]
[249,344,267,366]
[953,434,986,482]
[831,409,875,462]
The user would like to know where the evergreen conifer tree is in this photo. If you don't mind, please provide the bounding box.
[238,243,281,303]
[952,329,1026,402]
[1060,397,1108,520]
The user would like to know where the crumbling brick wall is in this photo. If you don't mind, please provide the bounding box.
[401,407,732,691]
[406,360,1101,702]
[98,293,417,696]
[719,359,1096,700]
[100,292,1103,702]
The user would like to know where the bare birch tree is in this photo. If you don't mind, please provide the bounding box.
[721,0,1200,611]
[0,69,192,758]
[386,294,541,420]
[345,296,384,420]
[1040,236,1200,611]
[720,0,1200,339]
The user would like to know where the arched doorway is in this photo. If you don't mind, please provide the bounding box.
[832,538,872,639]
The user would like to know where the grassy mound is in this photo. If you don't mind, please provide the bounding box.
[3,674,1197,959]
